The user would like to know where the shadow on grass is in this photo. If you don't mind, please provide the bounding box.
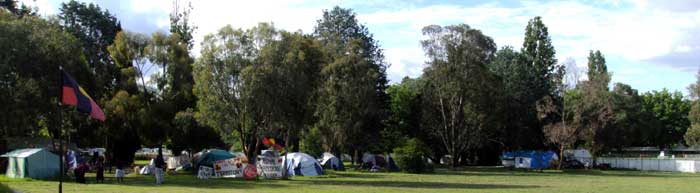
[426,166,700,178]
[295,179,541,189]
[321,171,386,179]
[105,174,290,190]
[0,182,13,193]
[558,169,700,178]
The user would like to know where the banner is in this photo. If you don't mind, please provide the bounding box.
[197,166,213,179]
[214,157,247,178]
[257,155,283,179]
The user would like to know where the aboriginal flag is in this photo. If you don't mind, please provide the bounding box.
[61,68,105,121]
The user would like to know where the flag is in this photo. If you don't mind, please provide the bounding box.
[61,69,105,121]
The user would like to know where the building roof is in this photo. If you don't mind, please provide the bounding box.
[0,148,44,158]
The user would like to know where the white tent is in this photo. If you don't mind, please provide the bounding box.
[283,153,323,176]
[319,152,344,171]
[139,159,156,175]
[565,149,592,166]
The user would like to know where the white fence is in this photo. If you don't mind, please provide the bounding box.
[597,157,700,173]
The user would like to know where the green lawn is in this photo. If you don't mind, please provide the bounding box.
[133,159,150,166]
[1,167,698,193]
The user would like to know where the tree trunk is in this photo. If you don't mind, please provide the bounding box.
[558,144,564,170]
[282,128,291,180]
[354,149,358,167]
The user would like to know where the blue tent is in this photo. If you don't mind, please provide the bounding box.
[283,153,323,176]
[501,151,557,169]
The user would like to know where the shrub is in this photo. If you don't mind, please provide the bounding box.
[300,126,324,158]
[393,138,432,173]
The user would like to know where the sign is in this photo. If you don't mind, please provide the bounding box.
[214,157,247,178]
[257,155,283,179]
[197,166,213,179]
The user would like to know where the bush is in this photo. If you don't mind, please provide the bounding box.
[300,126,324,158]
[393,138,432,173]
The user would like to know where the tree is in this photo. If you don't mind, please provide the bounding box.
[194,23,322,162]
[578,50,615,157]
[313,6,389,157]
[685,70,700,147]
[609,83,646,149]
[106,31,153,163]
[59,0,122,98]
[315,39,382,155]
[169,0,196,49]
[420,24,500,168]
[384,77,423,152]
[487,16,564,150]
[0,10,88,149]
[146,1,208,154]
[685,124,700,147]
[641,89,690,148]
[522,16,562,97]
[0,0,35,16]
[537,94,579,169]
[488,46,538,150]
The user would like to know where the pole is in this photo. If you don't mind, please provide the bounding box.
[58,66,63,193]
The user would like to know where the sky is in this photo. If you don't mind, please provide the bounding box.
[19,0,700,95]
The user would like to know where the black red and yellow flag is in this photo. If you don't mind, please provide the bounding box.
[61,69,105,121]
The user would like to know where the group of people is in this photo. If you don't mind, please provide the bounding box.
[72,152,105,184]
[67,148,167,184]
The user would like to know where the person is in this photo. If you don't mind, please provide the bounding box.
[106,152,112,173]
[115,163,125,183]
[95,157,104,183]
[74,162,88,184]
[154,148,166,184]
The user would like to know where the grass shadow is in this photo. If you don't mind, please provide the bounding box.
[104,173,289,190]
[420,166,700,179]
[558,169,700,178]
[0,182,14,193]
[321,171,386,179]
[295,179,541,189]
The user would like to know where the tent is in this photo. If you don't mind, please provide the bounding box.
[359,153,400,172]
[1,148,60,179]
[139,159,155,175]
[319,152,344,171]
[196,149,234,168]
[564,149,592,166]
[501,151,557,169]
[283,153,323,176]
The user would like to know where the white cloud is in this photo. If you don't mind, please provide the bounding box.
[18,0,56,15]
[16,0,700,91]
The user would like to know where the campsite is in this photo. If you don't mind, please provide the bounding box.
[4,0,700,192]
[3,165,700,193]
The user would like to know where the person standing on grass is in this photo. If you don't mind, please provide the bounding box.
[115,162,125,183]
[95,157,105,183]
[154,148,166,184]
[75,162,88,184]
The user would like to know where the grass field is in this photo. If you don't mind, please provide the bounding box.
[1,167,698,193]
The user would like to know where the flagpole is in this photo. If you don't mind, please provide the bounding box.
[58,66,63,193]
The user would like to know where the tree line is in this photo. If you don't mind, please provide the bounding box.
[1,1,699,167]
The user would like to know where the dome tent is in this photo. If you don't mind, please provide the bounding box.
[319,152,345,171]
[283,152,323,176]
[196,149,235,168]
[360,152,400,172]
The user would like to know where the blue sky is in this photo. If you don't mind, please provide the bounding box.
[21,0,700,95]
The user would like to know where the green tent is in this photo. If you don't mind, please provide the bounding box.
[196,149,234,167]
[1,148,60,179]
